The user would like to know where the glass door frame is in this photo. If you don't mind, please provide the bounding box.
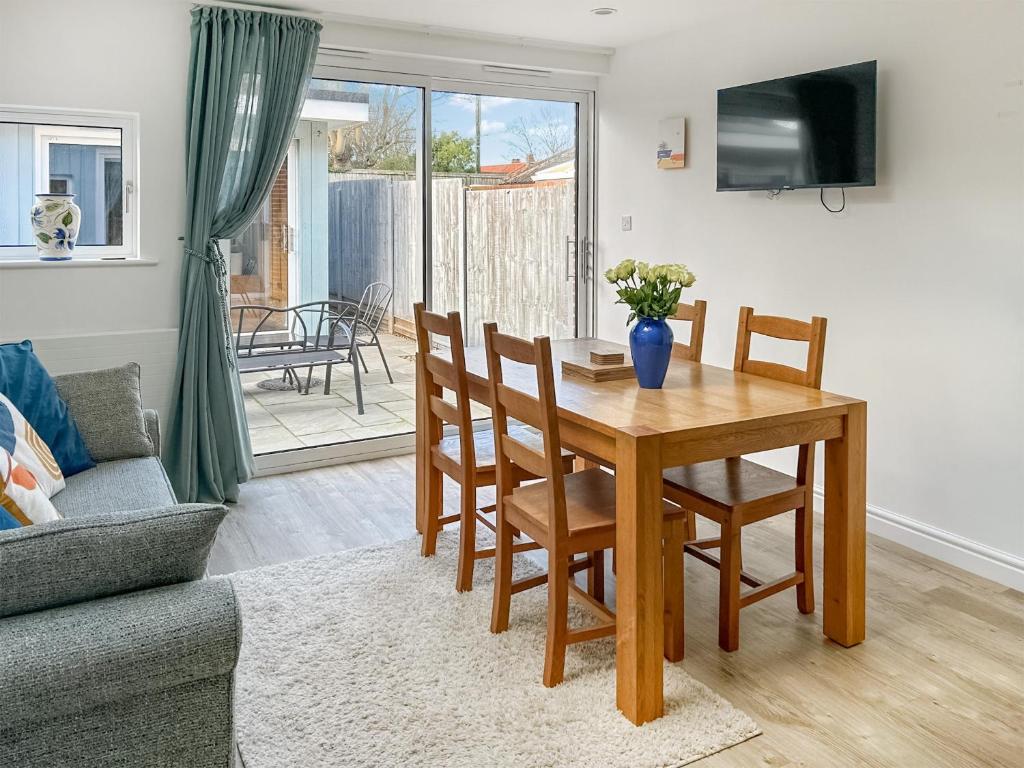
[310,62,597,338]
[252,63,597,475]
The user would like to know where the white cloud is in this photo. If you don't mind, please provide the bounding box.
[480,119,506,134]
[443,93,515,113]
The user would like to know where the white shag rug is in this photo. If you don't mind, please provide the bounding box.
[227,534,760,768]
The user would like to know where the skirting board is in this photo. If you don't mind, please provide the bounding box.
[813,486,1024,592]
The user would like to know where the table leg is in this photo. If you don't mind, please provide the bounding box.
[823,401,867,646]
[574,456,599,472]
[615,429,665,725]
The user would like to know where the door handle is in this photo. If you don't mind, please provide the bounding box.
[581,237,593,283]
[566,236,577,282]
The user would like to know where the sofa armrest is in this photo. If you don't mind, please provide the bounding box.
[0,503,228,619]
[0,578,241,732]
[144,408,161,457]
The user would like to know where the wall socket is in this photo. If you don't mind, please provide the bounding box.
[621,215,632,232]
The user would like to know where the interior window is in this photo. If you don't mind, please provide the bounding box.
[0,108,136,258]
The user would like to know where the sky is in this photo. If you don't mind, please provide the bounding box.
[312,78,576,167]
[430,92,576,166]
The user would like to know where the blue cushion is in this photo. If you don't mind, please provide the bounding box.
[0,341,94,477]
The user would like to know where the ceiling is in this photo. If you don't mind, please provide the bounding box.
[259,0,727,49]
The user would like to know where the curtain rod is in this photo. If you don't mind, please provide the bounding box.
[186,1,614,57]
[190,1,325,23]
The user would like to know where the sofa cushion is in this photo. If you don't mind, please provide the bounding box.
[53,363,155,462]
[0,503,228,618]
[0,340,94,477]
[52,457,176,518]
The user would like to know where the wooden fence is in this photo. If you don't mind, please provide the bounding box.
[327,173,575,344]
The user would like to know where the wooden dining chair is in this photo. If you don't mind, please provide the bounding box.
[484,323,688,686]
[662,306,827,652]
[414,303,574,592]
[670,298,708,363]
[666,298,708,544]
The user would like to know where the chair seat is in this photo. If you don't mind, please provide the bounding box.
[506,468,682,550]
[434,424,573,473]
[663,457,804,513]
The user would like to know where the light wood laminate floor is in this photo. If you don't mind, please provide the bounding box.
[208,455,1024,767]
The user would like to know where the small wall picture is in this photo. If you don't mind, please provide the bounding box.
[657,117,686,169]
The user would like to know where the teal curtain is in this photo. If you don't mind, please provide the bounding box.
[166,6,321,502]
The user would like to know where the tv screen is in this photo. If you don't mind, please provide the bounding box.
[717,61,877,191]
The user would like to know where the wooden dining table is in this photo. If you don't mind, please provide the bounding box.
[414,337,867,726]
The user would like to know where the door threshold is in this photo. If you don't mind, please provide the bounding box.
[254,432,416,476]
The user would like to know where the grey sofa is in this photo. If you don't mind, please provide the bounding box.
[0,367,240,768]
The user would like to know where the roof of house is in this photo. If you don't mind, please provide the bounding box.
[506,148,575,183]
[479,161,529,175]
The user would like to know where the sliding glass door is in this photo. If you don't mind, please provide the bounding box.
[239,66,593,459]
[429,84,590,346]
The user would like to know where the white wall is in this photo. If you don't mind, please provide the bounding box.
[0,0,607,423]
[596,1,1024,585]
[0,0,189,419]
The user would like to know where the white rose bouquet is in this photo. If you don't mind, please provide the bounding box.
[604,259,696,324]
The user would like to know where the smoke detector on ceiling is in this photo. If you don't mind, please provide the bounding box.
[590,7,618,15]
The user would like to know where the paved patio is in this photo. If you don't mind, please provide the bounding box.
[242,331,489,454]
[241,332,420,454]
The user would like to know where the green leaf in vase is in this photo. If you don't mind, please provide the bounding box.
[37,232,51,243]
[61,211,74,227]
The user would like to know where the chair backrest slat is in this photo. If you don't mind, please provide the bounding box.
[489,331,537,366]
[747,313,814,342]
[417,309,453,337]
[670,299,707,362]
[484,323,569,543]
[501,433,550,478]
[429,394,462,426]
[423,353,458,391]
[494,383,545,432]
[741,359,811,388]
[413,302,475,467]
[356,282,394,334]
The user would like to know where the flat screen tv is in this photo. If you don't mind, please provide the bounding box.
[717,61,877,191]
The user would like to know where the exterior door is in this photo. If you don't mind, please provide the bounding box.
[428,81,593,342]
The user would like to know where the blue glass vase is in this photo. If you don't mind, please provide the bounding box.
[629,316,674,389]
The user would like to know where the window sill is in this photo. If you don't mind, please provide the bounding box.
[0,257,158,270]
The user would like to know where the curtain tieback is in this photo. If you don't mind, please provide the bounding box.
[184,240,236,371]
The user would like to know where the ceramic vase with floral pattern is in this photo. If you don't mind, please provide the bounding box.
[30,193,81,261]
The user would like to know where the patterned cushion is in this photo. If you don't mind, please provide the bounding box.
[0,340,94,477]
[0,448,62,529]
[0,393,65,499]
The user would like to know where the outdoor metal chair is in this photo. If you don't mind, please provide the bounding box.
[333,282,395,384]
[233,300,366,414]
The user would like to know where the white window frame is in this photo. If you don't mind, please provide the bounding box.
[252,61,597,473]
[0,105,138,260]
